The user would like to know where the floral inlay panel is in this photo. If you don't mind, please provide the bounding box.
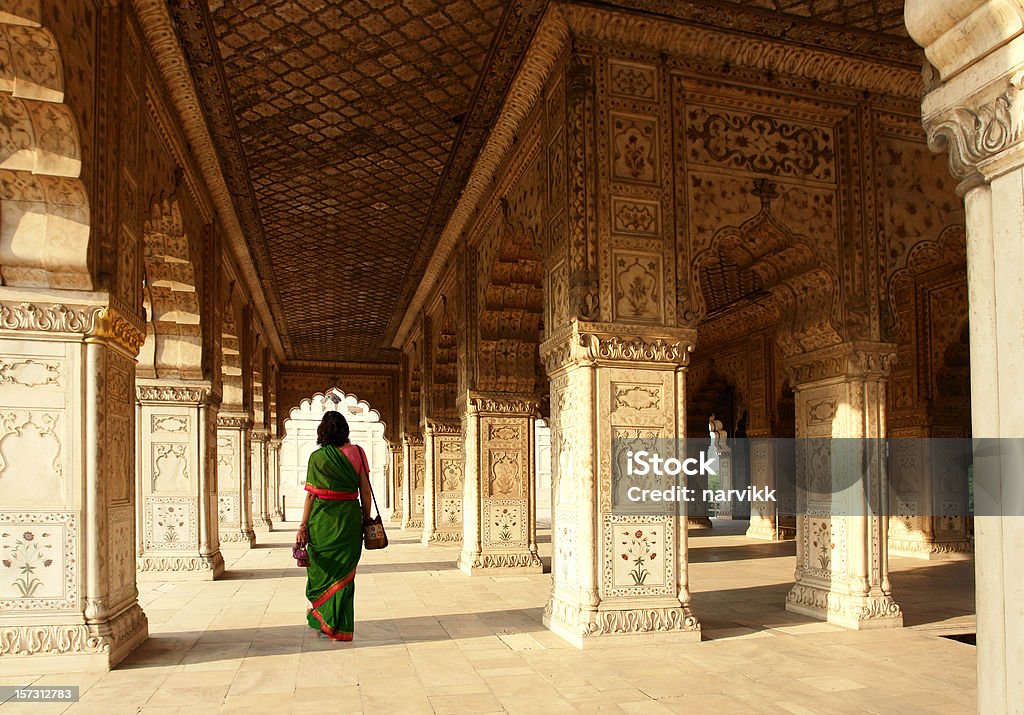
[0,512,76,610]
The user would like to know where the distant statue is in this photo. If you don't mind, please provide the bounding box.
[708,415,733,518]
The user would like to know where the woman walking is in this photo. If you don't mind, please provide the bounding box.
[296,411,372,641]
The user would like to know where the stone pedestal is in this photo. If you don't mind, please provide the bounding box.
[456,394,543,575]
[422,421,463,544]
[216,414,255,547]
[401,434,425,530]
[0,294,149,672]
[268,438,283,522]
[136,380,224,581]
[250,430,272,530]
[541,326,701,647]
[784,344,902,629]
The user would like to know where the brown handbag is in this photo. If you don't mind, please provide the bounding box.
[355,446,388,550]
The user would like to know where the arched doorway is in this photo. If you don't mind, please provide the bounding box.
[280,389,389,521]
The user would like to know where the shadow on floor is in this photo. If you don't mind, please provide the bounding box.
[116,607,550,669]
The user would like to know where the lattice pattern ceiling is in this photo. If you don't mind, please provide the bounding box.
[207,0,505,360]
[175,0,917,363]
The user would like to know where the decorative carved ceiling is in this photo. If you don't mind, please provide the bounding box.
[170,0,919,363]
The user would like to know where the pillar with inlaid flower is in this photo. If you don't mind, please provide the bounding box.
[540,327,701,647]
[784,342,902,629]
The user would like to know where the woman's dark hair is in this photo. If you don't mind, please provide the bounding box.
[317,410,350,446]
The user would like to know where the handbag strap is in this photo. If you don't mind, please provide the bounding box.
[354,445,382,520]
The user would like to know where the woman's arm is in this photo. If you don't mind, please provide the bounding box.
[357,446,373,522]
[296,491,314,543]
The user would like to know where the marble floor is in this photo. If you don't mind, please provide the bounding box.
[0,520,977,714]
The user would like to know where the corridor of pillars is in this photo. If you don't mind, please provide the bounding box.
[2,4,1017,711]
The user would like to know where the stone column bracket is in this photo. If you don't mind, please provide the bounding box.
[540,321,696,375]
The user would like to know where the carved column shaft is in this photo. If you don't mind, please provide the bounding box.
[541,326,701,647]
[389,443,403,521]
[401,434,424,530]
[907,9,1024,702]
[268,438,283,521]
[783,343,902,629]
[250,431,272,530]
[422,421,463,544]
[216,415,255,547]
[136,380,225,581]
[456,394,542,574]
[0,297,150,672]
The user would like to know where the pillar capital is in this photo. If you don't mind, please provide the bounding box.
[539,321,696,376]
[135,379,216,405]
[784,342,897,387]
[0,291,145,357]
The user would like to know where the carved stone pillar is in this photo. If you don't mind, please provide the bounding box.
[540,326,701,647]
[745,434,795,540]
[136,381,225,581]
[268,438,283,522]
[389,443,403,521]
[886,435,972,559]
[401,434,424,530]
[422,421,463,544]
[0,297,149,672]
[906,4,1024,706]
[783,343,902,629]
[216,415,255,547]
[250,429,272,530]
[456,394,542,574]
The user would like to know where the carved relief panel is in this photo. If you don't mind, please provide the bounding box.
[0,340,73,508]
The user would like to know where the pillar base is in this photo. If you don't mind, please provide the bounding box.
[137,553,225,581]
[887,535,973,560]
[252,515,273,531]
[456,550,543,575]
[745,522,796,540]
[687,517,713,529]
[402,519,423,531]
[786,584,904,630]
[220,529,256,547]
[271,509,284,522]
[543,595,701,649]
[0,603,148,675]
[422,530,462,545]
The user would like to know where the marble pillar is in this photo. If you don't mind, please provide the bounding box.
[784,343,902,629]
[389,443,403,522]
[422,421,464,544]
[456,394,542,574]
[905,4,1024,706]
[216,414,255,547]
[401,434,425,531]
[268,438,283,522]
[136,380,225,581]
[0,295,149,672]
[250,430,272,530]
[541,326,700,647]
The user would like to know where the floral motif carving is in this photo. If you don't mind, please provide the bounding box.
[611,197,659,236]
[611,114,658,184]
[685,107,835,181]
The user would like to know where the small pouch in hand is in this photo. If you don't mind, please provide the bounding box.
[292,540,309,567]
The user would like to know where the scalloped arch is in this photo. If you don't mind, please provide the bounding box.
[0,9,90,290]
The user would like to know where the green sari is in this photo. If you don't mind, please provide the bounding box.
[304,445,364,641]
